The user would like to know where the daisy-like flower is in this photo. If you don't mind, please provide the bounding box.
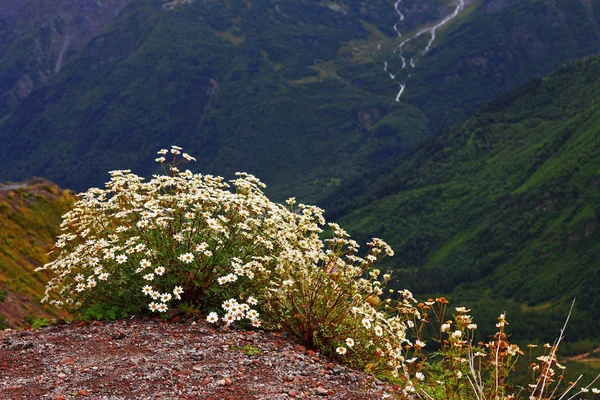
[374,326,384,337]
[182,153,196,161]
[194,242,208,252]
[75,283,86,292]
[217,277,227,285]
[246,310,259,320]
[155,157,166,163]
[173,286,184,296]
[98,272,109,281]
[143,273,154,281]
[149,302,159,312]
[154,266,165,276]
[157,149,168,154]
[362,318,371,329]
[247,296,258,306]
[178,253,194,263]
[251,319,261,327]
[227,274,237,283]
[591,388,600,395]
[223,314,235,326]
[142,285,153,295]
[158,303,168,312]
[441,323,451,332]
[468,323,478,330]
[336,347,347,355]
[282,280,294,287]
[452,330,463,340]
[135,243,146,252]
[207,312,219,323]
[87,279,97,288]
[415,372,425,381]
[345,338,355,348]
[115,254,128,264]
[74,274,85,283]
[161,293,172,302]
[140,259,151,268]
[151,291,160,300]
[222,299,234,311]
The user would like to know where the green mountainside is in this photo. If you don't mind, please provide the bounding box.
[1,0,600,203]
[0,178,73,328]
[323,56,600,345]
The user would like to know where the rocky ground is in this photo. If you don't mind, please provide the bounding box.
[0,317,398,399]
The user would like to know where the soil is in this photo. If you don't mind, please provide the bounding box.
[0,317,397,399]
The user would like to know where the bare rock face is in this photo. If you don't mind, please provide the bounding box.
[0,0,132,107]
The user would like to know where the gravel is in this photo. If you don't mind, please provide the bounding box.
[0,318,396,399]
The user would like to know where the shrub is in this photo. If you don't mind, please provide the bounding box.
[37,145,421,379]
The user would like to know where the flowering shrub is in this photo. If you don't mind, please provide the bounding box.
[37,145,422,378]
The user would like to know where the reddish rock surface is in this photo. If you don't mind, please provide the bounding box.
[0,318,396,399]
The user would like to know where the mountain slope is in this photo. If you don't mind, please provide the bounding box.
[324,55,600,341]
[0,178,73,328]
[396,0,600,130]
[0,0,431,201]
[2,0,600,203]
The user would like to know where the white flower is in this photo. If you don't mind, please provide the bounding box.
[154,266,165,276]
[142,285,153,295]
[155,157,166,163]
[451,330,463,340]
[345,338,355,348]
[178,253,194,263]
[143,273,154,281]
[441,323,451,332]
[161,293,172,302]
[362,318,371,329]
[140,259,151,268]
[157,303,168,312]
[336,347,347,355]
[591,388,600,395]
[157,149,168,154]
[98,272,109,281]
[415,372,425,381]
[374,326,384,337]
[149,302,159,312]
[115,254,128,264]
[207,312,219,323]
[173,286,184,296]
[282,280,294,287]
[247,296,258,306]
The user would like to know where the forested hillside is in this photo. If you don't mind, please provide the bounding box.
[2,0,600,203]
[324,56,600,344]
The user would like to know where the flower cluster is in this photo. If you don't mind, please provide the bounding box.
[37,146,298,317]
[38,146,423,380]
